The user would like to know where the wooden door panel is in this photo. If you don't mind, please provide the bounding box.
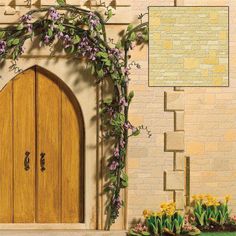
[0,82,13,222]
[61,89,83,223]
[13,69,36,223]
[36,69,61,223]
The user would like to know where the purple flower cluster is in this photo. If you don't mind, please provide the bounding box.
[123,122,138,135]
[27,24,33,33]
[43,35,50,44]
[112,195,122,209]
[20,14,33,34]
[88,12,100,30]
[123,67,130,76]
[133,223,148,233]
[108,48,122,60]
[120,139,125,148]
[20,14,32,23]
[48,7,60,21]
[113,147,119,158]
[77,36,98,61]
[123,121,132,130]
[109,161,119,171]
[58,34,72,48]
[107,106,115,117]
[129,43,135,50]
[0,40,6,54]
[119,97,128,107]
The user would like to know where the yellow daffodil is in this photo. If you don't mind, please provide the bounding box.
[225,195,231,203]
[143,209,151,218]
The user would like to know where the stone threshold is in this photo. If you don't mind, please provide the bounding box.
[0,230,127,236]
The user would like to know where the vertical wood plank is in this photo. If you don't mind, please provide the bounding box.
[36,68,61,223]
[61,85,83,223]
[0,82,13,222]
[13,68,36,223]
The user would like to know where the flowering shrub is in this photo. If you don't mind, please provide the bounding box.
[0,0,149,229]
[229,215,236,225]
[129,222,150,236]
[192,194,231,228]
[142,202,184,235]
[182,214,201,235]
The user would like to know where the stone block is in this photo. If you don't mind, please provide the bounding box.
[165,91,184,111]
[174,152,185,171]
[175,190,185,210]
[164,171,184,190]
[165,131,184,151]
[174,111,184,131]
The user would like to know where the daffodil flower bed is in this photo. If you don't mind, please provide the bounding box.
[128,195,236,236]
[129,202,185,236]
[189,194,236,233]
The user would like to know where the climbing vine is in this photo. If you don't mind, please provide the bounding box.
[0,0,149,229]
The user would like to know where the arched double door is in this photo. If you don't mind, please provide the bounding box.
[0,67,84,223]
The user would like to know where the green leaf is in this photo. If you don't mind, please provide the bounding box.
[121,180,128,188]
[128,229,140,236]
[110,176,117,182]
[12,49,19,60]
[103,98,112,105]
[48,29,53,37]
[97,51,108,58]
[127,24,133,31]
[8,38,20,46]
[129,32,136,41]
[143,35,149,42]
[107,9,113,20]
[91,64,95,75]
[141,231,150,236]
[121,172,128,181]
[17,24,24,31]
[97,69,104,78]
[0,31,5,39]
[132,129,140,136]
[128,90,134,103]
[115,41,122,49]
[96,24,102,31]
[57,0,66,6]
[65,45,75,54]
[102,58,111,66]
[73,35,81,44]
[58,24,65,32]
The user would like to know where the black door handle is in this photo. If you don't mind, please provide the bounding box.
[24,151,30,171]
[40,152,46,172]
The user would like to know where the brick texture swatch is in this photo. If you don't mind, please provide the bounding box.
[149,7,229,86]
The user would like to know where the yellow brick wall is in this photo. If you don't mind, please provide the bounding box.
[123,0,176,225]
[183,0,236,214]
[149,6,229,86]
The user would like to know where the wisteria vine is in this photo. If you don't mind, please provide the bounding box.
[0,0,149,229]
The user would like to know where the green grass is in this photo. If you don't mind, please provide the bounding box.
[201,233,236,236]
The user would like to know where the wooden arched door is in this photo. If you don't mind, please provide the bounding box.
[0,67,84,223]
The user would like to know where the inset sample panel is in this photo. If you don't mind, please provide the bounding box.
[149,7,229,87]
